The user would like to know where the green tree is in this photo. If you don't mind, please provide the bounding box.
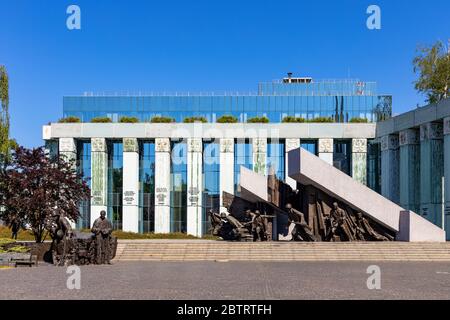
[413,41,450,104]
[0,65,10,163]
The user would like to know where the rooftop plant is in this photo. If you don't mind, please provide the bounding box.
[183,116,208,123]
[58,116,81,123]
[150,116,176,123]
[90,117,112,123]
[282,116,306,123]
[247,116,269,123]
[216,115,238,123]
[119,116,139,123]
[349,117,369,123]
[308,117,334,123]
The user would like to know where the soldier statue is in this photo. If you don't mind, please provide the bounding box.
[285,204,316,242]
[329,202,354,241]
[91,210,113,264]
[251,210,268,242]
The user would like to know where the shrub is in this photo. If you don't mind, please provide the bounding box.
[247,116,269,123]
[58,116,81,123]
[349,117,369,123]
[150,116,176,123]
[183,116,208,123]
[282,116,306,123]
[90,117,112,123]
[119,116,139,123]
[308,117,334,123]
[217,115,238,123]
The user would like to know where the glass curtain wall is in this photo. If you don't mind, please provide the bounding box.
[171,141,187,233]
[267,139,285,180]
[234,139,253,194]
[202,141,220,234]
[367,141,381,194]
[301,140,318,155]
[108,141,123,230]
[139,141,156,233]
[333,140,352,176]
[76,140,91,229]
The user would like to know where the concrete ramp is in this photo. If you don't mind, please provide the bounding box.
[288,148,445,242]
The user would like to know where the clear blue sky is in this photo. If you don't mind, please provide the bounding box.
[1,0,449,147]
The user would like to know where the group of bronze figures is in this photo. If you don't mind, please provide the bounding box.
[284,202,393,242]
[45,210,117,266]
[213,177,395,242]
[209,209,272,242]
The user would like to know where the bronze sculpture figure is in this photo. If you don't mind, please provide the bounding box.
[91,210,113,265]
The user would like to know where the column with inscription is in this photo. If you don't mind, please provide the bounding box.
[90,138,108,227]
[252,138,267,175]
[420,122,444,227]
[154,138,171,233]
[351,139,367,185]
[122,138,139,233]
[187,139,203,237]
[444,118,450,240]
[399,129,420,213]
[59,138,77,228]
[381,134,400,204]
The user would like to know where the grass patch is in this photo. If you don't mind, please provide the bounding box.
[77,229,219,240]
[0,227,37,241]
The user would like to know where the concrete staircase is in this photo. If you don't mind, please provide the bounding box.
[114,240,450,262]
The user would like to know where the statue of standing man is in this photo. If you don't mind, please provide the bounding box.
[91,210,113,265]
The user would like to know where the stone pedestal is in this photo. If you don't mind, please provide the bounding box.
[220,139,234,214]
[444,118,450,240]
[252,138,267,175]
[90,138,108,227]
[285,139,300,190]
[420,123,444,227]
[122,138,139,233]
[154,138,171,233]
[187,139,203,237]
[381,134,400,204]
[351,139,367,185]
[318,139,333,165]
[399,129,420,213]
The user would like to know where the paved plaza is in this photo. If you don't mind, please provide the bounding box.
[0,261,449,300]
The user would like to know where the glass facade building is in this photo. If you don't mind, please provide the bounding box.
[139,140,156,233]
[234,139,253,194]
[170,141,187,233]
[202,141,220,234]
[108,141,123,230]
[63,79,391,123]
[76,140,91,229]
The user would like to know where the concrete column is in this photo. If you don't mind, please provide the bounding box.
[444,117,450,240]
[154,138,171,233]
[420,122,444,227]
[59,138,77,228]
[380,134,400,204]
[252,138,267,175]
[122,138,139,233]
[285,139,300,190]
[399,129,420,213]
[318,138,333,165]
[90,138,108,227]
[219,139,234,214]
[351,139,367,185]
[187,139,203,237]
